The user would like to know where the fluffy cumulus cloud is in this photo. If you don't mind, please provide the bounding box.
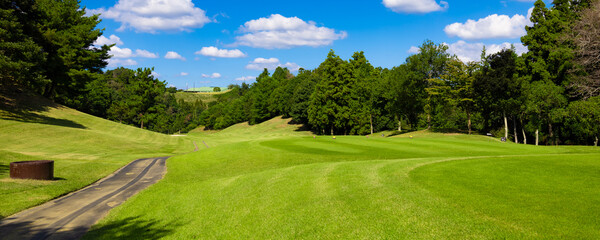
[135,49,159,58]
[165,51,186,60]
[234,14,347,49]
[90,0,211,33]
[108,46,134,58]
[201,73,222,78]
[235,76,256,81]
[444,12,532,40]
[382,0,448,13]
[95,34,157,67]
[443,40,528,62]
[108,46,158,59]
[245,58,301,71]
[107,58,138,67]
[195,46,246,58]
[94,34,123,46]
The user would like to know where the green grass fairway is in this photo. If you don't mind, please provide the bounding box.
[85,118,600,239]
[0,95,194,217]
[174,91,229,104]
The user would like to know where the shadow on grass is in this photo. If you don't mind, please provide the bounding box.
[0,87,86,129]
[0,216,180,240]
[0,110,86,129]
[0,163,8,176]
[83,216,182,240]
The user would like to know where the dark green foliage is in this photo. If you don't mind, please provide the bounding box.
[473,49,522,133]
[0,1,46,89]
[77,68,204,134]
[308,50,354,135]
[0,0,110,104]
[564,97,600,145]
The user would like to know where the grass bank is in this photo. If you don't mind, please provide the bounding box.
[0,93,194,217]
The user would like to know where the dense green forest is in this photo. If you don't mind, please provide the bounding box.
[1,0,599,145]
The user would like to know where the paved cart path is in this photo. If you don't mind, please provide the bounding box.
[0,157,169,240]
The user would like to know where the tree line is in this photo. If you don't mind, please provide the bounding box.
[200,0,600,146]
[1,0,599,144]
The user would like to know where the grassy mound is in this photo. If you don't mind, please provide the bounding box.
[85,118,600,239]
[0,91,194,217]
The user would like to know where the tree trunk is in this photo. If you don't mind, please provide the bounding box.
[397,115,402,132]
[535,129,539,146]
[520,116,526,144]
[370,114,374,135]
[513,116,518,144]
[467,111,472,135]
[548,122,553,145]
[330,125,333,136]
[427,113,431,130]
[503,111,508,140]
[595,136,598,147]
[141,120,143,129]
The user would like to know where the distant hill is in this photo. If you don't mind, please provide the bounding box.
[184,87,225,93]
[174,89,230,104]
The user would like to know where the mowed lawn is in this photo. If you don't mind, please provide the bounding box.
[85,118,600,239]
[0,97,194,217]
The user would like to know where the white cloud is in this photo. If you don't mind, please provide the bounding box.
[245,57,301,71]
[178,72,189,77]
[91,0,211,33]
[151,71,160,78]
[382,0,448,13]
[201,73,222,78]
[235,76,256,81]
[234,14,347,49]
[135,49,159,58]
[444,12,531,40]
[107,58,138,67]
[108,46,158,59]
[165,51,186,61]
[444,40,528,62]
[195,46,246,58]
[108,46,134,58]
[94,34,123,46]
[407,46,421,54]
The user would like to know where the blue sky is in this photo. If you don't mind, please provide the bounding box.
[81,0,541,89]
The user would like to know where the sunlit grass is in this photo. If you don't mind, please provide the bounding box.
[0,105,194,217]
[86,117,600,239]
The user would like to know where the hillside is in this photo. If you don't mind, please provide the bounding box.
[174,90,230,104]
[0,91,194,217]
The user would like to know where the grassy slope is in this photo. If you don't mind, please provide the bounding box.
[173,90,229,104]
[86,117,600,239]
[0,94,194,217]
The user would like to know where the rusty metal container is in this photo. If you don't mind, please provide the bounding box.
[10,160,54,180]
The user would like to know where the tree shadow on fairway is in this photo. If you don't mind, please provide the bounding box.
[0,88,86,129]
[83,216,182,240]
[0,163,8,176]
[0,217,177,240]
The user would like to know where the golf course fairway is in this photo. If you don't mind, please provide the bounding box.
[81,118,600,239]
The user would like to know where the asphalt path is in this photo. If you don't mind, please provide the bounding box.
[0,157,169,240]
